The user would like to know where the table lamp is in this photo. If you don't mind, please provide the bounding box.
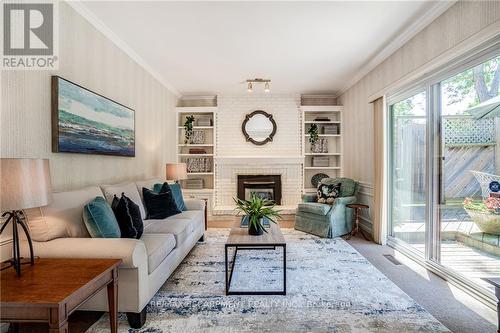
[166,163,188,183]
[0,158,52,276]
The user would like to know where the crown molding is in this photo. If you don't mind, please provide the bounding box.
[66,0,180,97]
[336,0,456,98]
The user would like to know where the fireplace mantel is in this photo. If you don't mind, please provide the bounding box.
[215,156,303,165]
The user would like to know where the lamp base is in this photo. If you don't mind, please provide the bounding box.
[0,210,35,276]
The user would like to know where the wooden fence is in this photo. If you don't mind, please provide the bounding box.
[394,115,497,201]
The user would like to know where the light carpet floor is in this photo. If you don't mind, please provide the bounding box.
[87,229,449,333]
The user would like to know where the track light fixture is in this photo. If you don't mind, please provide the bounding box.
[246,78,271,93]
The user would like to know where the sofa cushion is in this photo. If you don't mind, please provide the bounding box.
[174,210,204,230]
[112,195,139,239]
[297,202,333,216]
[142,186,181,219]
[83,197,121,238]
[154,182,187,211]
[143,218,194,246]
[24,186,103,241]
[321,178,358,197]
[101,183,146,220]
[141,234,176,274]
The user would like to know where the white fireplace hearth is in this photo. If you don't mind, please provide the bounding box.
[213,156,303,215]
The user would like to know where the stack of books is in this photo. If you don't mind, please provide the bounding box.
[323,124,339,135]
[185,179,203,189]
[189,148,206,154]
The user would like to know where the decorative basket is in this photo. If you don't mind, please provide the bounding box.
[192,130,205,144]
[465,208,500,235]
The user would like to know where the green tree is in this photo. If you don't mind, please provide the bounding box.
[443,56,500,109]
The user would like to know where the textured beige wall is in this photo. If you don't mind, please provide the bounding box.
[1,2,177,191]
[339,0,500,185]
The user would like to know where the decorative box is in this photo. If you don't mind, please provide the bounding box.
[323,124,339,135]
[197,117,212,126]
[192,130,205,144]
[312,156,329,167]
[185,178,204,189]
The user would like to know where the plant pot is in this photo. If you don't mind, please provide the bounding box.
[248,218,264,236]
[465,208,500,235]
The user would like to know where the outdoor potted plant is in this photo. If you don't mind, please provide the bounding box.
[234,195,281,235]
[184,115,195,144]
[463,197,500,235]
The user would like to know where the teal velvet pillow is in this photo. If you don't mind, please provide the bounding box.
[154,182,186,211]
[83,196,121,238]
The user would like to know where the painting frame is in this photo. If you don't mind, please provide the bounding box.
[51,76,135,157]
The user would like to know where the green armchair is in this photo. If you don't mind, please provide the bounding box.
[294,178,359,238]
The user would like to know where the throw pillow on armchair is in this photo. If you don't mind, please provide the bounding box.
[317,183,341,204]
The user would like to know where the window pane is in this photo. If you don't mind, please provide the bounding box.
[390,91,426,255]
[439,55,500,292]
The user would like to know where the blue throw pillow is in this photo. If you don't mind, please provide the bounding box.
[154,182,186,211]
[83,197,121,238]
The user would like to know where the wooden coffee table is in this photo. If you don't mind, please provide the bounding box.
[1,258,121,333]
[225,221,286,295]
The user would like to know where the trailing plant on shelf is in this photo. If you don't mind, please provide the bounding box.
[308,124,319,148]
[234,195,281,235]
[184,115,195,144]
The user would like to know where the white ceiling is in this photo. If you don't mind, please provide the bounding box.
[78,1,452,96]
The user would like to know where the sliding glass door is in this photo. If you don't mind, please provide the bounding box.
[387,47,500,300]
[389,91,427,256]
[438,55,500,293]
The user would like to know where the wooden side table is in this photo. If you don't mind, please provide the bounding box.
[1,258,121,333]
[345,203,371,241]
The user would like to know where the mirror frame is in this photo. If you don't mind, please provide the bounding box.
[241,110,277,145]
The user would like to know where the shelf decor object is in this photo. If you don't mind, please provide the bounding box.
[0,158,53,276]
[166,163,188,183]
[311,173,329,188]
[192,130,205,144]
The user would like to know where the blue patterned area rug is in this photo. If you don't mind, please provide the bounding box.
[87,229,449,333]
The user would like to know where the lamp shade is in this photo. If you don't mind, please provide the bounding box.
[1,158,52,211]
[166,163,187,181]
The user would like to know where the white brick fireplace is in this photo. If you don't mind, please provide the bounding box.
[213,94,303,215]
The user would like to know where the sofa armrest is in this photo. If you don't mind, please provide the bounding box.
[22,238,147,269]
[184,198,205,211]
[334,196,357,206]
[302,193,317,203]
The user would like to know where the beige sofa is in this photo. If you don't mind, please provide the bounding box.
[20,178,205,328]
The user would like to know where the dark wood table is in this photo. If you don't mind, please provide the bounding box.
[482,277,500,333]
[1,258,121,333]
[346,203,371,241]
[225,221,286,295]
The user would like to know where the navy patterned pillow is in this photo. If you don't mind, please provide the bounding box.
[317,183,341,204]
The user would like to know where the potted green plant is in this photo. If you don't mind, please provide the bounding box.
[234,195,282,235]
[184,115,195,144]
[308,124,320,151]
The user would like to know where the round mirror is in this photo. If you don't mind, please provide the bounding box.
[242,110,277,145]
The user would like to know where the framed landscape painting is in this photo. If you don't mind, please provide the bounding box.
[51,76,135,157]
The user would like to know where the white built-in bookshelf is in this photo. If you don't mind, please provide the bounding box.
[301,105,343,193]
[176,106,217,193]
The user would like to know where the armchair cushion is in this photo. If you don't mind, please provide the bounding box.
[297,202,332,216]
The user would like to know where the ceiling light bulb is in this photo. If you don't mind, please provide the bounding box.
[264,82,270,93]
[247,82,253,93]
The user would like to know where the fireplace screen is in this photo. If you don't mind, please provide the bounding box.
[237,175,282,205]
